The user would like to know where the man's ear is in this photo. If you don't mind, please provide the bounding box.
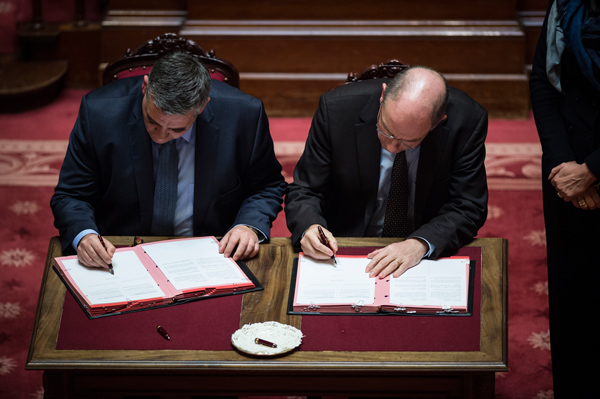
[197,97,211,115]
[433,115,448,130]
[380,83,387,103]
[141,75,149,96]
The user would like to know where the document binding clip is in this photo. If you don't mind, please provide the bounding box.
[303,302,321,312]
[351,300,364,313]
[436,306,459,314]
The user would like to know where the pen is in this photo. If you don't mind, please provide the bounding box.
[317,226,337,265]
[255,337,277,348]
[97,234,114,275]
[157,325,170,340]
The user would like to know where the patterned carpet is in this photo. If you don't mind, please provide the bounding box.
[0,90,552,398]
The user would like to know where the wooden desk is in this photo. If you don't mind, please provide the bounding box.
[27,237,508,399]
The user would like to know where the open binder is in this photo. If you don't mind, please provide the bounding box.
[288,253,474,316]
[53,236,262,318]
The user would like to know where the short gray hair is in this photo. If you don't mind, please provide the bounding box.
[383,66,448,128]
[146,52,211,115]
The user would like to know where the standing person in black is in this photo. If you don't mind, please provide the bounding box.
[530,0,600,396]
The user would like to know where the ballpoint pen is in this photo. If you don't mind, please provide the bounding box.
[317,226,337,266]
[97,234,114,275]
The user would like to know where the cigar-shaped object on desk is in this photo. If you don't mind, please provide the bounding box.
[254,337,277,348]
[157,325,170,340]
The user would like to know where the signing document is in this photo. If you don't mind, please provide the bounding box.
[291,254,471,314]
[54,237,259,318]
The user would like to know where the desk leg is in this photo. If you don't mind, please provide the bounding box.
[467,372,495,399]
[43,371,68,399]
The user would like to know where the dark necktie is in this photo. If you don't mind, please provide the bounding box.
[151,140,178,236]
[382,151,409,237]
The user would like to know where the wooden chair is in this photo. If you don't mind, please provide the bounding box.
[346,59,410,83]
[102,33,240,88]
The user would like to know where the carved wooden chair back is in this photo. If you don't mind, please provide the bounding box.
[346,60,410,83]
[102,33,239,88]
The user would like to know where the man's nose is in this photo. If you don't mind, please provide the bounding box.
[387,141,403,153]
[156,128,171,141]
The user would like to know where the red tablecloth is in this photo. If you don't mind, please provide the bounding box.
[298,246,481,352]
[56,247,481,352]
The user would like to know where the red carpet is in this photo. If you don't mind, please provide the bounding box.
[0,89,552,398]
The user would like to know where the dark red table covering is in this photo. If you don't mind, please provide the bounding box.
[298,247,481,352]
[56,293,243,350]
[56,247,481,353]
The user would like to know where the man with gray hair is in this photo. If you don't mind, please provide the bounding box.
[285,66,488,278]
[52,52,286,269]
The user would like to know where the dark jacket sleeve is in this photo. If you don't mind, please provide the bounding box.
[284,93,334,246]
[229,98,287,239]
[50,95,103,253]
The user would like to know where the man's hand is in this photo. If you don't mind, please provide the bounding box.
[300,224,338,260]
[219,225,260,261]
[551,161,597,201]
[365,238,428,279]
[77,233,115,269]
[571,185,600,210]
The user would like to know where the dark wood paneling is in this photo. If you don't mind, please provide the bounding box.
[58,24,102,89]
[100,29,180,65]
[181,17,528,117]
[240,77,340,118]
[42,0,536,117]
[240,74,529,119]
[100,9,188,65]
[181,35,525,75]
[449,75,530,119]
[188,0,517,20]
[517,0,547,66]
[108,0,185,11]
[517,0,549,11]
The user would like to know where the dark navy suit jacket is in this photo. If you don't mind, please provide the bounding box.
[285,79,488,257]
[51,76,286,253]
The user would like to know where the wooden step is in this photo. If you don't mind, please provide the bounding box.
[0,56,68,113]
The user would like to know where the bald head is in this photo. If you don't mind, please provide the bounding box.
[382,66,448,128]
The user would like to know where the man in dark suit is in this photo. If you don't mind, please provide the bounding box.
[285,66,488,278]
[51,52,286,269]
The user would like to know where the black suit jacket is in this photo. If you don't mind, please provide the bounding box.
[285,79,488,257]
[51,76,286,253]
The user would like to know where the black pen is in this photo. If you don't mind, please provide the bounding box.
[317,226,337,266]
[97,234,114,275]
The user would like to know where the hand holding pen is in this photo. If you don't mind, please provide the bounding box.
[75,233,116,270]
[317,226,337,265]
[300,224,338,265]
[97,235,114,274]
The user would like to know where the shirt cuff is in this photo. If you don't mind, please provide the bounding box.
[240,224,267,243]
[73,229,99,252]
[409,235,435,258]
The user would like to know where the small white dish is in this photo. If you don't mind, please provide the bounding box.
[231,321,303,356]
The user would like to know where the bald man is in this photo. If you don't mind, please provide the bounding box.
[285,66,488,278]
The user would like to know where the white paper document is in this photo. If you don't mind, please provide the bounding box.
[141,238,250,291]
[295,256,374,305]
[389,258,468,308]
[292,253,470,314]
[60,251,165,305]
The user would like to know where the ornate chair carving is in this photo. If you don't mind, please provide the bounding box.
[346,60,410,83]
[102,33,239,88]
